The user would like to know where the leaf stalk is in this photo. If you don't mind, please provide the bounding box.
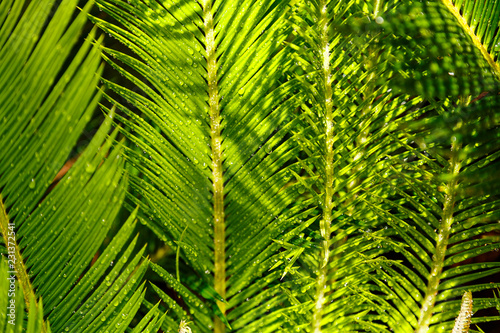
[416,142,461,333]
[311,1,334,331]
[202,0,226,331]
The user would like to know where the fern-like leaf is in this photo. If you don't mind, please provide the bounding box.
[0,1,161,331]
[93,0,307,331]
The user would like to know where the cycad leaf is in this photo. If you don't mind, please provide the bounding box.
[340,2,500,332]
[285,1,500,332]
[280,0,413,331]
[443,0,500,78]
[69,0,500,332]
[0,0,160,331]
[93,0,305,331]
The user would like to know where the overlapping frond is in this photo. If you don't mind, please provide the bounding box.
[279,0,418,331]
[13,0,494,332]
[343,2,500,332]
[351,1,499,98]
[380,96,500,332]
[0,0,160,331]
[92,0,307,331]
[361,104,500,332]
[279,1,500,332]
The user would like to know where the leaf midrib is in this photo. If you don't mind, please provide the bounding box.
[311,1,335,331]
[203,0,226,332]
[415,142,461,333]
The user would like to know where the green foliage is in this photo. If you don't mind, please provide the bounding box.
[1,0,500,332]
[0,0,162,332]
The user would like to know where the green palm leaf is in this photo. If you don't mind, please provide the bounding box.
[92,0,307,331]
[281,0,416,331]
[442,0,500,79]
[339,1,500,332]
[0,0,162,331]
[277,1,500,332]
[5,0,497,331]
[378,1,499,97]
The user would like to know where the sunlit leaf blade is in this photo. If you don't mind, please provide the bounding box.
[93,0,307,331]
[0,0,102,220]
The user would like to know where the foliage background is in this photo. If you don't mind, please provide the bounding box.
[1,0,500,332]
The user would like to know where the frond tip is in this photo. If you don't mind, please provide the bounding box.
[178,320,192,333]
[452,291,473,333]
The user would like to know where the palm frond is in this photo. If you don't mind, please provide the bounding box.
[442,0,500,79]
[341,2,500,332]
[0,0,160,331]
[92,0,308,331]
[278,1,500,333]
[353,1,500,98]
[282,0,414,330]
[6,0,496,332]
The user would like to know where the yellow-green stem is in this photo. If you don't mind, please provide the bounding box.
[0,195,46,332]
[415,142,461,333]
[202,1,225,332]
[311,2,334,332]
